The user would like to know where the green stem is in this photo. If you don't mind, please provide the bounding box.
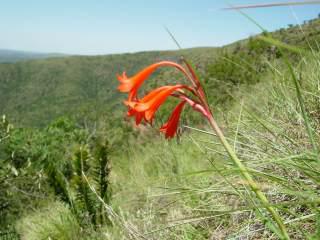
[180,56,289,238]
[207,114,290,240]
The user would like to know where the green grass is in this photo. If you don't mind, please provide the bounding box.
[106,53,320,239]
[16,201,81,240]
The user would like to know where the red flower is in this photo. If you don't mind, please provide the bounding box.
[126,86,170,125]
[117,61,210,139]
[125,85,192,122]
[160,101,186,139]
[117,61,192,101]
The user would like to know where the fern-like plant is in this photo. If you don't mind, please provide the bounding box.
[92,139,112,225]
[72,145,97,227]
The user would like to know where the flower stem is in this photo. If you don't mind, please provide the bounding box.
[207,114,290,240]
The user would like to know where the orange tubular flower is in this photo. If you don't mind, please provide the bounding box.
[117,61,193,101]
[126,85,194,122]
[160,101,186,139]
[117,60,211,139]
[125,86,170,125]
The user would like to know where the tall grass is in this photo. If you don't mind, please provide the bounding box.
[16,201,81,240]
[109,51,320,239]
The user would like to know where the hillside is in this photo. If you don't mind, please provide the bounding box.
[1,19,320,127]
[0,48,218,126]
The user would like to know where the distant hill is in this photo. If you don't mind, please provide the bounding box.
[0,48,218,126]
[0,17,319,127]
[0,49,67,63]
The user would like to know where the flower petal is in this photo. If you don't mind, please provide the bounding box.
[117,61,192,99]
[133,85,186,121]
[160,101,186,139]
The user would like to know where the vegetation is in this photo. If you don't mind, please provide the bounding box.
[1,18,320,239]
[0,48,217,127]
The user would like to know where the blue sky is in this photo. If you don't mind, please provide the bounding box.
[0,0,319,55]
